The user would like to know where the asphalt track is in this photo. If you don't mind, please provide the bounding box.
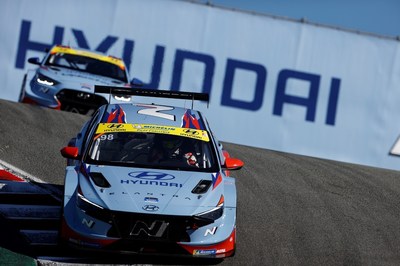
[1,99,400,265]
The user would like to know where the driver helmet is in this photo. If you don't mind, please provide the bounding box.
[161,135,182,151]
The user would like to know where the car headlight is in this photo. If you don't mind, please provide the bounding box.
[36,73,58,86]
[195,205,224,221]
[194,194,224,222]
[113,94,131,102]
[76,188,112,222]
[77,189,104,212]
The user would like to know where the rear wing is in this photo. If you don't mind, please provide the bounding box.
[95,85,209,108]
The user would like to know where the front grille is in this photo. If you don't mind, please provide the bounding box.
[107,212,191,242]
[79,198,215,243]
[56,89,107,114]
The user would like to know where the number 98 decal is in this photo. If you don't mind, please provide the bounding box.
[99,134,114,141]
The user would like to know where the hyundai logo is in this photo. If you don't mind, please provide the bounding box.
[129,172,175,181]
[142,205,159,212]
[77,92,91,99]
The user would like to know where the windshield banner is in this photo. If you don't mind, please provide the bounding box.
[95,123,210,142]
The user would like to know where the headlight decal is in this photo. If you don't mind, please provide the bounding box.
[36,73,57,86]
[76,185,113,223]
[194,195,224,222]
[113,95,131,102]
[76,186,104,211]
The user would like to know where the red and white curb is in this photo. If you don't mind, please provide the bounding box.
[0,158,45,183]
[0,159,62,201]
[0,167,25,182]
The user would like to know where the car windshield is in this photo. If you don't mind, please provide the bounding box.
[86,131,219,172]
[44,53,128,82]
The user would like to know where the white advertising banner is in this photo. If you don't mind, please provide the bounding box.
[1,0,400,170]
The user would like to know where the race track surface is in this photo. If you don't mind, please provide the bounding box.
[1,99,400,265]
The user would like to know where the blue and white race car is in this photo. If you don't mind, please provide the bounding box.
[59,86,244,258]
[20,45,135,115]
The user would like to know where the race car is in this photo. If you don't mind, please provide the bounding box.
[19,45,136,115]
[59,86,244,258]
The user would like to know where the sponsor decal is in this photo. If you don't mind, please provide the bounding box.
[142,205,159,212]
[49,45,126,69]
[144,197,159,203]
[204,226,218,236]
[68,238,102,248]
[82,218,95,228]
[17,20,341,126]
[130,220,168,237]
[193,249,217,255]
[121,179,183,188]
[125,172,183,187]
[38,87,49,93]
[129,171,175,180]
[95,123,210,141]
[96,123,129,133]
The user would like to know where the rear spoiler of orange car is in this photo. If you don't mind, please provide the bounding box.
[95,85,209,108]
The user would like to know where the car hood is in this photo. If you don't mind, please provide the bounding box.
[78,164,225,216]
[39,66,126,92]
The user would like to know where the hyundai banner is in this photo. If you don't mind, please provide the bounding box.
[1,0,400,170]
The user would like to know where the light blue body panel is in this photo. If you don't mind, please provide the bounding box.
[61,100,239,257]
[20,45,132,114]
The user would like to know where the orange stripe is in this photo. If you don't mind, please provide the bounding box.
[93,133,104,140]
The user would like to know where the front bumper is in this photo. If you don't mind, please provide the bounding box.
[60,191,237,258]
[21,78,61,109]
[22,78,107,114]
[60,217,236,258]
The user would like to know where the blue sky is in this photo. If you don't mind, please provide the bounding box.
[204,0,400,38]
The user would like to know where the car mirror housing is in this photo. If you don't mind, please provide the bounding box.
[224,158,244,171]
[27,57,41,65]
[60,146,81,160]
[130,78,144,87]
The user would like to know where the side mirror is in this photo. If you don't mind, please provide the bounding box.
[224,158,244,171]
[28,57,41,65]
[130,78,144,87]
[67,137,77,147]
[60,146,81,160]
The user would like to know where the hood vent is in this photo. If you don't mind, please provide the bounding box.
[89,172,111,188]
[192,180,212,194]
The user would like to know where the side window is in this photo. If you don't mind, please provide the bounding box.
[81,109,101,152]
[201,115,224,165]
